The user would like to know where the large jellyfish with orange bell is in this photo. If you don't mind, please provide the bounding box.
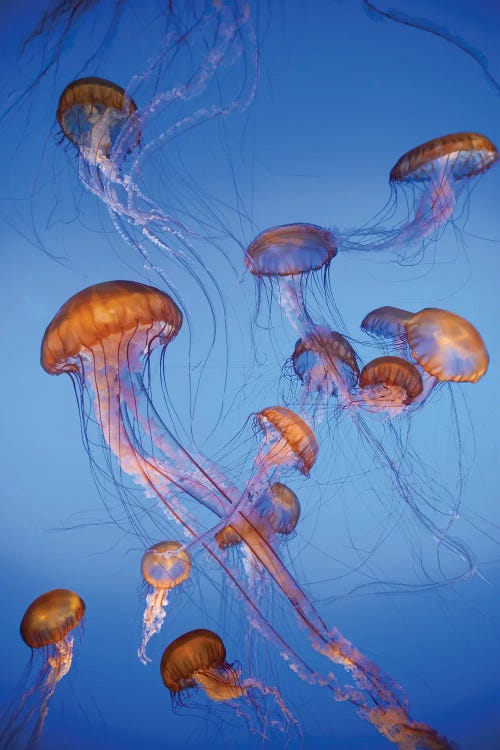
[0,589,85,750]
[40,278,458,748]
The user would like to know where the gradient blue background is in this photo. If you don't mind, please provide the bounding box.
[0,2,499,748]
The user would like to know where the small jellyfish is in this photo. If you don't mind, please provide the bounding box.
[216,482,301,550]
[361,306,413,344]
[1,589,85,749]
[57,77,139,170]
[160,628,296,734]
[138,541,191,665]
[292,327,360,406]
[255,406,318,477]
[357,356,423,413]
[245,223,337,336]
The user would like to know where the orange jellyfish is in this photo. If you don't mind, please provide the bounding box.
[245,223,338,336]
[254,406,318,476]
[404,308,489,383]
[216,481,301,550]
[1,589,85,749]
[138,541,192,665]
[40,280,235,528]
[291,327,360,409]
[57,77,139,169]
[357,356,423,413]
[161,629,296,734]
[340,131,498,260]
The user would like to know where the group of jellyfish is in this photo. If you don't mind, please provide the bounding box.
[1,3,497,749]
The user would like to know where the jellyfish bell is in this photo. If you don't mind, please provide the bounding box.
[2,589,85,749]
[361,306,413,344]
[57,77,139,169]
[404,308,489,383]
[216,482,301,551]
[20,588,85,649]
[390,132,498,184]
[41,280,182,376]
[255,406,318,476]
[245,223,337,277]
[292,328,360,402]
[255,482,301,537]
[141,540,191,589]
[138,540,192,665]
[357,355,423,414]
[160,628,241,702]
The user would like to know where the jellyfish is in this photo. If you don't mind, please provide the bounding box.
[339,132,498,260]
[160,628,297,735]
[216,482,301,550]
[291,327,360,414]
[245,223,338,337]
[57,77,140,174]
[40,279,459,749]
[1,589,85,750]
[138,540,191,665]
[357,356,424,414]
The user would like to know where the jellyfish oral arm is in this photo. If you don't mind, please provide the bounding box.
[414,156,456,231]
[138,589,168,665]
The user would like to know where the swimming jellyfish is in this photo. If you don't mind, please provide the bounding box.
[138,540,191,665]
[340,131,498,260]
[1,589,85,750]
[160,627,297,736]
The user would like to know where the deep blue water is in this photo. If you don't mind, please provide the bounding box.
[0,2,499,749]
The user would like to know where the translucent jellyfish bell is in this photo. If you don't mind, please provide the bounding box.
[390,132,498,184]
[215,482,301,550]
[292,328,360,402]
[57,77,139,168]
[361,306,413,342]
[255,406,318,476]
[357,356,424,413]
[245,223,337,277]
[138,541,191,665]
[404,308,489,383]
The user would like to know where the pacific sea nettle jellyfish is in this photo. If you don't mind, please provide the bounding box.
[339,131,498,260]
[0,589,85,750]
[245,223,338,337]
[138,541,191,665]
[216,482,301,551]
[291,328,360,414]
[160,628,297,734]
[57,77,139,172]
[41,282,458,749]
